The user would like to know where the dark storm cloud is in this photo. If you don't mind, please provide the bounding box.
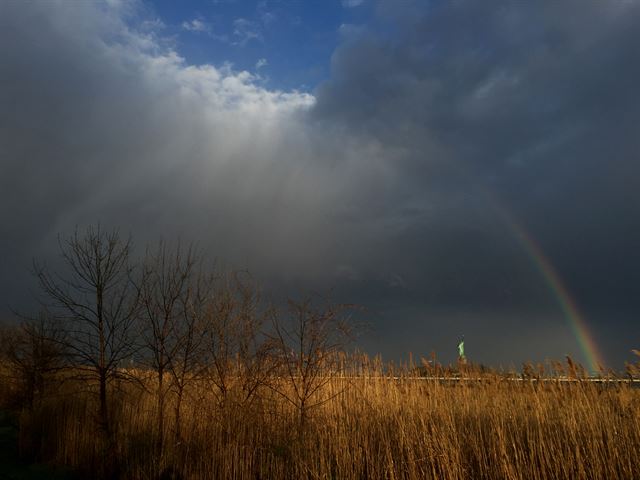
[311,0,640,311]
[1,0,638,366]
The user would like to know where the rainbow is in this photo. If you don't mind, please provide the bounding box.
[434,161,606,372]
[504,215,606,373]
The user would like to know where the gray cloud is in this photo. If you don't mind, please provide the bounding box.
[311,0,640,365]
[314,3,640,281]
[1,0,638,368]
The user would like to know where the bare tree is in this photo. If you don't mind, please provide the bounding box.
[269,298,353,429]
[201,271,272,410]
[136,240,197,455]
[33,225,139,438]
[225,273,274,408]
[167,267,211,444]
[0,313,66,408]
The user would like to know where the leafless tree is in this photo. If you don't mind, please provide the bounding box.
[268,297,353,429]
[226,273,275,408]
[167,266,211,443]
[200,271,272,410]
[0,313,66,408]
[136,240,197,455]
[33,225,139,438]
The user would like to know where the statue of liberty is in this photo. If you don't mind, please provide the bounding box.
[458,336,466,365]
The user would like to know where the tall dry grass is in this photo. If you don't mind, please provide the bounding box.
[4,355,640,480]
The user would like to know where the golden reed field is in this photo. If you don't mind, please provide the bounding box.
[1,353,639,480]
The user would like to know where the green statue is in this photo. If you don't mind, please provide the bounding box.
[458,339,465,359]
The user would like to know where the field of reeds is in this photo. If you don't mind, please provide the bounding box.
[1,355,640,480]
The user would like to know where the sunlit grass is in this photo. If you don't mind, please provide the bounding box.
[3,356,639,479]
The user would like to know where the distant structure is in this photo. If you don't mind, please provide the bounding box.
[458,337,467,365]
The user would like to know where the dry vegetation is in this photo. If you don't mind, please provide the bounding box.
[1,357,640,479]
[0,225,639,479]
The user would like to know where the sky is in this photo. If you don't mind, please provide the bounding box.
[1,0,639,370]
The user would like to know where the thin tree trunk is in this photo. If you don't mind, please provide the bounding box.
[99,370,109,435]
[157,364,165,457]
[174,385,184,445]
